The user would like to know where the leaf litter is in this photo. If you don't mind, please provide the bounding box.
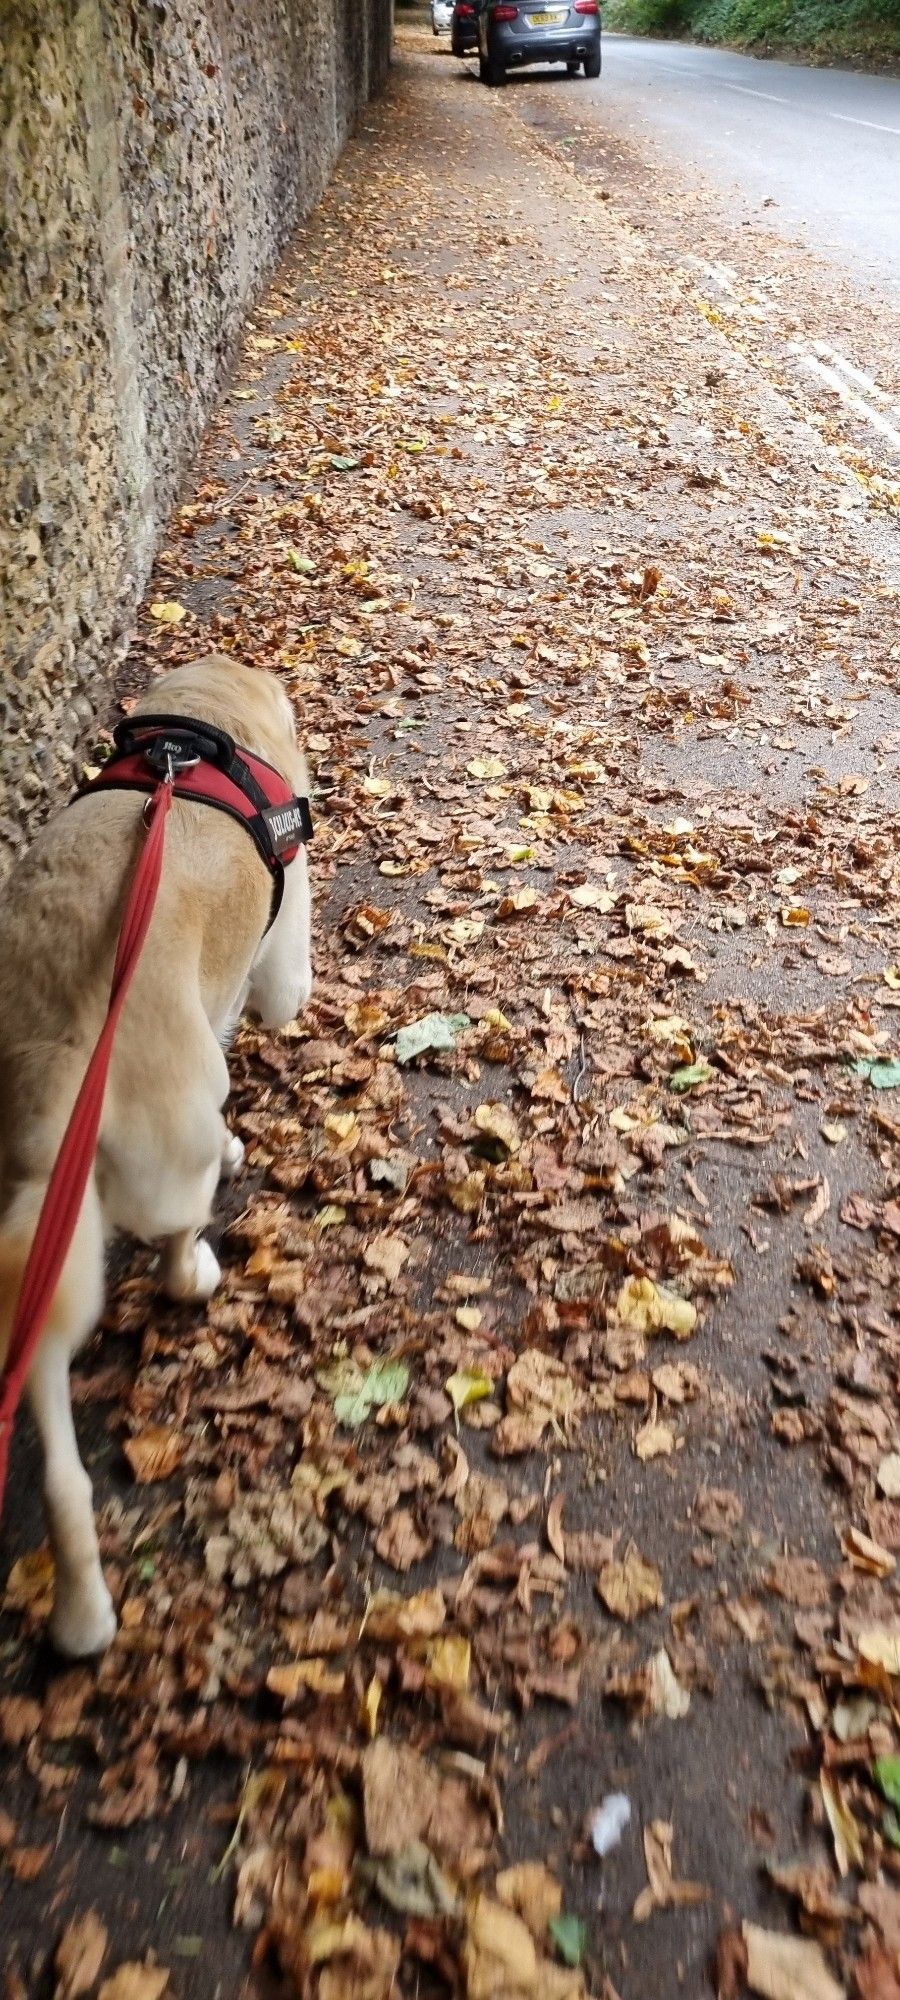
[4,20,900,2000]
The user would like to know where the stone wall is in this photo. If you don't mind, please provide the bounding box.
[0,0,392,861]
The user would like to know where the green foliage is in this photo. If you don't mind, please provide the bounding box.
[603,0,900,60]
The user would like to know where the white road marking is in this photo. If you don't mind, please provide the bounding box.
[811,342,889,403]
[719,79,900,137]
[800,353,900,454]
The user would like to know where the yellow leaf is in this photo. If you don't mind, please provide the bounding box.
[361,1676,383,1741]
[425,1636,471,1692]
[266,1659,346,1701]
[149,600,186,624]
[467,756,507,780]
[781,906,811,927]
[473,1102,521,1154]
[446,1367,494,1414]
[614,1276,697,1340]
[858,1627,900,1674]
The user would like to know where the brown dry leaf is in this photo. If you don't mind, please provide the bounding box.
[633,1820,709,1921]
[841,1528,895,1578]
[462,1893,585,1999]
[362,1232,410,1283]
[768,1556,829,1608]
[858,1628,900,1674]
[362,1739,440,1859]
[634,1412,675,1462]
[877,1455,900,1500]
[694,1487,744,1538]
[820,1773,863,1878]
[365,1589,446,1641]
[598,1546,664,1623]
[647,1649,691,1720]
[9,1844,52,1881]
[858,1882,900,1952]
[494,1862,563,1941]
[308,1913,401,2000]
[55,1911,108,1999]
[97,1967,170,2000]
[0,1696,41,1747]
[742,1924,845,2000]
[123,1426,183,1484]
[506,1351,582,1426]
[715,1928,749,2000]
[547,1494,566,1564]
[361,1738,492,1875]
[462,1896,537,1999]
[852,1945,900,2000]
[473,1102,521,1155]
[374,1509,431,1572]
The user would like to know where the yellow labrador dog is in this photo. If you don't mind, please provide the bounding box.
[0,655,312,1656]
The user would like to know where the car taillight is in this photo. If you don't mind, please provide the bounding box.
[457,4,474,13]
[574,1,599,11]
[493,4,519,17]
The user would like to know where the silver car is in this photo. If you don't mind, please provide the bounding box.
[478,0,602,83]
[432,0,455,30]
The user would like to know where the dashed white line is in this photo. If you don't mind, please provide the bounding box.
[719,80,900,136]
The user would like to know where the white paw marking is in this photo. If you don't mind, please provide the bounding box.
[192,1238,221,1300]
[50,1576,117,1658]
[220,1132,245,1179]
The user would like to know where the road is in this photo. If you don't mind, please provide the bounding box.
[583,37,900,297]
[496,31,900,486]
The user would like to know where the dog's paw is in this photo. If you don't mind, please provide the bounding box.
[50,1576,117,1659]
[220,1132,245,1180]
[192,1238,222,1300]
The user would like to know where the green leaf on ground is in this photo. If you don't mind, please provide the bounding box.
[395,1012,470,1064]
[549,1914,588,1966]
[874,1755,900,1808]
[853,1058,900,1090]
[669,1062,714,1093]
[317,1358,411,1428]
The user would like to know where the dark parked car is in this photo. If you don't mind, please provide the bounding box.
[477,0,601,82]
[451,0,482,55]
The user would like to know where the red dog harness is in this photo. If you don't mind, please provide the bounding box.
[80,712,313,927]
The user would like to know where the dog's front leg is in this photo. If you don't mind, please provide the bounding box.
[28,1337,117,1658]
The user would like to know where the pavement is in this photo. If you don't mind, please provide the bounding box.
[3,20,900,2000]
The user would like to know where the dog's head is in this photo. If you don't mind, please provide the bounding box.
[135,655,309,799]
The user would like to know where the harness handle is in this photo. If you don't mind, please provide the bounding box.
[113,714,237,774]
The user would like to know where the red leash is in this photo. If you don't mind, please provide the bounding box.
[0,780,173,1515]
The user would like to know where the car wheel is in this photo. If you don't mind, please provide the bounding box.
[583,46,601,76]
[482,49,506,84]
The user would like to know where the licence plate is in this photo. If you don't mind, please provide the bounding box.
[528,9,567,22]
